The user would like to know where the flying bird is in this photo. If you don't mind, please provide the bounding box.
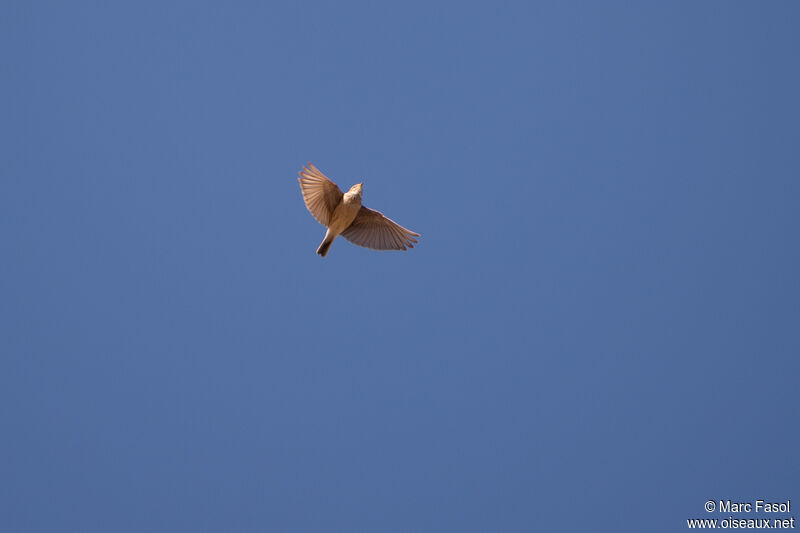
[298,163,420,257]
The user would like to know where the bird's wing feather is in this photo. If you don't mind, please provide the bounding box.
[298,163,343,226]
[341,206,420,251]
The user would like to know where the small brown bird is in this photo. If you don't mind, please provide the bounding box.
[298,163,420,257]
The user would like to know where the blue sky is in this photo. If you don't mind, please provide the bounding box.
[2,2,798,531]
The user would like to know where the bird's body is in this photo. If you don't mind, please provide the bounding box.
[298,163,420,257]
[316,184,363,256]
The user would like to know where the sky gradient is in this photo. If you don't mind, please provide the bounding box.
[2,2,798,531]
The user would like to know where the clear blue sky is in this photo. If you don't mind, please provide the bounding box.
[2,2,798,531]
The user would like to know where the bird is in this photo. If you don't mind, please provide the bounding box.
[298,163,420,257]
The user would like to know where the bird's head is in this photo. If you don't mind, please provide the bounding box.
[348,183,363,196]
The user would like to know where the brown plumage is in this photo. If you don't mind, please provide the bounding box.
[298,163,420,257]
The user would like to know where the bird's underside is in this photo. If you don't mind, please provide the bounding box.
[298,163,420,257]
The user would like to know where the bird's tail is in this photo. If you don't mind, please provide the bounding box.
[316,235,333,257]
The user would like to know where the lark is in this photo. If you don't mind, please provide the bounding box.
[298,163,420,257]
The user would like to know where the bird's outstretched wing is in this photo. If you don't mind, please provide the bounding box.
[298,163,343,226]
[341,206,420,251]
